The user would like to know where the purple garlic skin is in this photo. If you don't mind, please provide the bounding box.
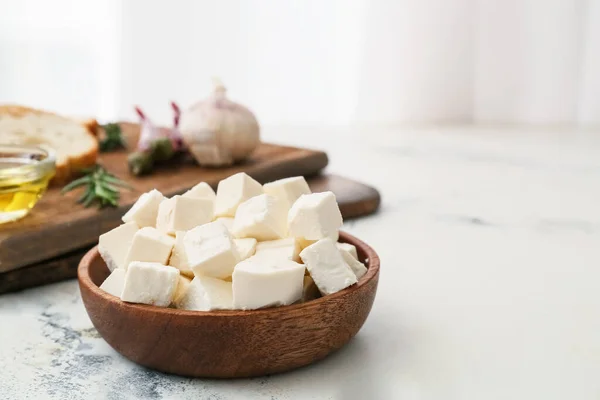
[179,83,260,167]
[169,101,185,152]
[135,105,184,153]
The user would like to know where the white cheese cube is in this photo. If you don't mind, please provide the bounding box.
[214,172,263,217]
[120,262,180,307]
[232,255,305,310]
[288,192,343,241]
[337,242,358,260]
[263,176,311,211]
[299,238,357,295]
[340,249,367,280]
[99,268,126,297]
[182,182,216,201]
[184,221,239,279]
[216,217,234,232]
[122,189,164,228]
[231,194,287,241]
[156,195,213,236]
[173,275,192,304]
[168,232,193,277]
[234,238,257,261]
[98,222,139,272]
[255,237,301,262]
[175,276,233,311]
[302,275,321,302]
[123,227,175,269]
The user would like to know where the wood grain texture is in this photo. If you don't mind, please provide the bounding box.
[0,123,328,273]
[0,175,380,294]
[78,231,380,378]
[0,248,86,294]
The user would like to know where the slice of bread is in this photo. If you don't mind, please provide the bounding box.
[0,105,98,185]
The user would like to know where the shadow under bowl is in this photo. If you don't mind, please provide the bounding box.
[78,231,380,378]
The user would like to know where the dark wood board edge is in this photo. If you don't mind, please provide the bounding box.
[0,248,87,294]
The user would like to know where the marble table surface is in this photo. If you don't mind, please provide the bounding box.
[2,125,600,399]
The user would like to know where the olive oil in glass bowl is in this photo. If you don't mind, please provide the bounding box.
[0,145,56,224]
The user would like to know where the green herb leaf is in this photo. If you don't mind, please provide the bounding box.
[100,174,132,188]
[82,190,96,207]
[61,165,130,209]
[61,176,92,193]
[127,151,154,176]
[99,123,127,152]
[150,137,174,161]
[82,191,96,207]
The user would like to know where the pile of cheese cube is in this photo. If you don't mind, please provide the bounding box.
[98,173,367,311]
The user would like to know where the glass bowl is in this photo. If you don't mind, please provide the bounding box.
[0,144,56,224]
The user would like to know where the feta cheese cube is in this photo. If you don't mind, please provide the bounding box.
[173,275,192,304]
[168,232,193,277]
[216,217,234,232]
[263,176,311,211]
[234,238,257,261]
[120,262,180,307]
[184,221,239,279]
[123,227,175,269]
[122,189,164,228]
[182,182,216,201]
[337,242,358,260]
[214,172,263,217]
[340,249,367,280]
[99,268,126,297]
[231,194,287,241]
[232,255,305,310]
[255,237,301,262]
[98,222,139,271]
[288,192,343,241]
[156,195,213,236]
[302,275,321,302]
[175,276,233,311]
[299,238,357,295]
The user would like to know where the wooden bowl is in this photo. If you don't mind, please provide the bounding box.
[78,231,380,378]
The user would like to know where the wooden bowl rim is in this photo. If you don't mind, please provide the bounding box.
[78,230,380,317]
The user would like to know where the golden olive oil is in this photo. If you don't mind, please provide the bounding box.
[0,160,54,223]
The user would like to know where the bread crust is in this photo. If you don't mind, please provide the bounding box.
[0,104,99,185]
[81,118,100,137]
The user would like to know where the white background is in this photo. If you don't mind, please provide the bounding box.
[1,0,599,127]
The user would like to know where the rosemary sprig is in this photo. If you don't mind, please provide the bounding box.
[99,123,127,152]
[61,165,131,208]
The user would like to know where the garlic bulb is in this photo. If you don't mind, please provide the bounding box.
[179,81,260,167]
